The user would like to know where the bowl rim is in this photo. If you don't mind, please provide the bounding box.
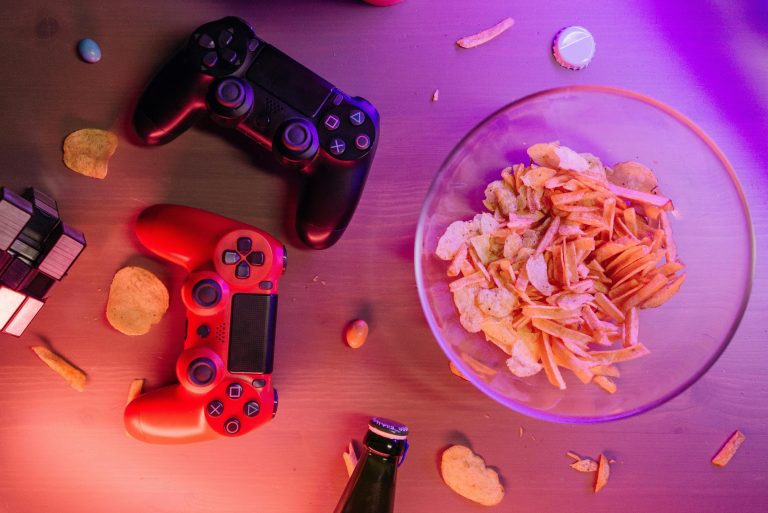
[414,84,756,423]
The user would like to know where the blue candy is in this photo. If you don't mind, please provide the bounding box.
[77,38,102,63]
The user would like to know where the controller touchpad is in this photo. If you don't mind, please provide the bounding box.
[228,293,277,374]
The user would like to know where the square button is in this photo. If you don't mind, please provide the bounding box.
[323,114,340,131]
[227,383,243,399]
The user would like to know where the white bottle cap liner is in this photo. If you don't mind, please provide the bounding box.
[553,26,596,70]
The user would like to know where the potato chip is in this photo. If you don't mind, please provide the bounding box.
[449,361,468,381]
[126,378,145,404]
[343,441,359,477]
[62,128,118,179]
[440,445,505,506]
[456,17,515,49]
[31,346,87,392]
[526,253,555,296]
[711,430,746,467]
[106,266,169,336]
[594,454,610,492]
[609,161,658,193]
[571,458,599,472]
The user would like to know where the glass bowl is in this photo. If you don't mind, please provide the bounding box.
[415,85,754,423]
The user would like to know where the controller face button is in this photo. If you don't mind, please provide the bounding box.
[244,401,260,417]
[282,122,311,153]
[224,418,241,434]
[246,251,265,266]
[227,383,244,399]
[221,48,238,65]
[222,250,240,265]
[197,33,215,49]
[196,324,211,338]
[192,279,222,307]
[235,261,250,279]
[189,357,217,385]
[354,134,371,151]
[323,113,340,131]
[329,138,346,156]
[236,237,253,255]
[202,51,218,68]
[259,281,273,290]
[218,30,234,47]
[207,400,224,417]
[247,38,259,52]
[349,110,365,126]
[251,379,267,388]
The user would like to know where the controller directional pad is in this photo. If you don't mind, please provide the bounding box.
[221,237,265,279]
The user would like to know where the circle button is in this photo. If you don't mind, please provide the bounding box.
[224,418,241,435]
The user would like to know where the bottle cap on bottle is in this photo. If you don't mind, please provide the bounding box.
[369,417,409,440]
[552,26,596,70]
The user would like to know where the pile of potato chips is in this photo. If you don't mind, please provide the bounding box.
[436,142,685,392]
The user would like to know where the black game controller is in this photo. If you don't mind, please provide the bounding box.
[132,16,380,250]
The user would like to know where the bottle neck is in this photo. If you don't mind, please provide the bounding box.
[363,430,407,461]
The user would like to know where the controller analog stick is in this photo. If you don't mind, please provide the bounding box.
[188,357,217,385]
[281,121,312,153]
[192,279,221,307]
[215,78,246,109]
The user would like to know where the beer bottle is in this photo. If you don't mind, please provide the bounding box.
[333,417,409,513]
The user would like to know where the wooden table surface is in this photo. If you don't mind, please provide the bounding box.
[0,1,766,512]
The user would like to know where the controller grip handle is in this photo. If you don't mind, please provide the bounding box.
[132,52,212,145]
[125,385,216,444]
[136,204,244,271]
[297,157,372,249]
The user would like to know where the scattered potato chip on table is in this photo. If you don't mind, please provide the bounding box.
[62,128,118,179]
[106,266,169,336]
[31,346,87,392]
[441,445,504,506]
[126,378,145,404]
[456,17,515,49]
[711,430,746,467]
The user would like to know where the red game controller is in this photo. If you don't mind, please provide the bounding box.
[124,204,286,443]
